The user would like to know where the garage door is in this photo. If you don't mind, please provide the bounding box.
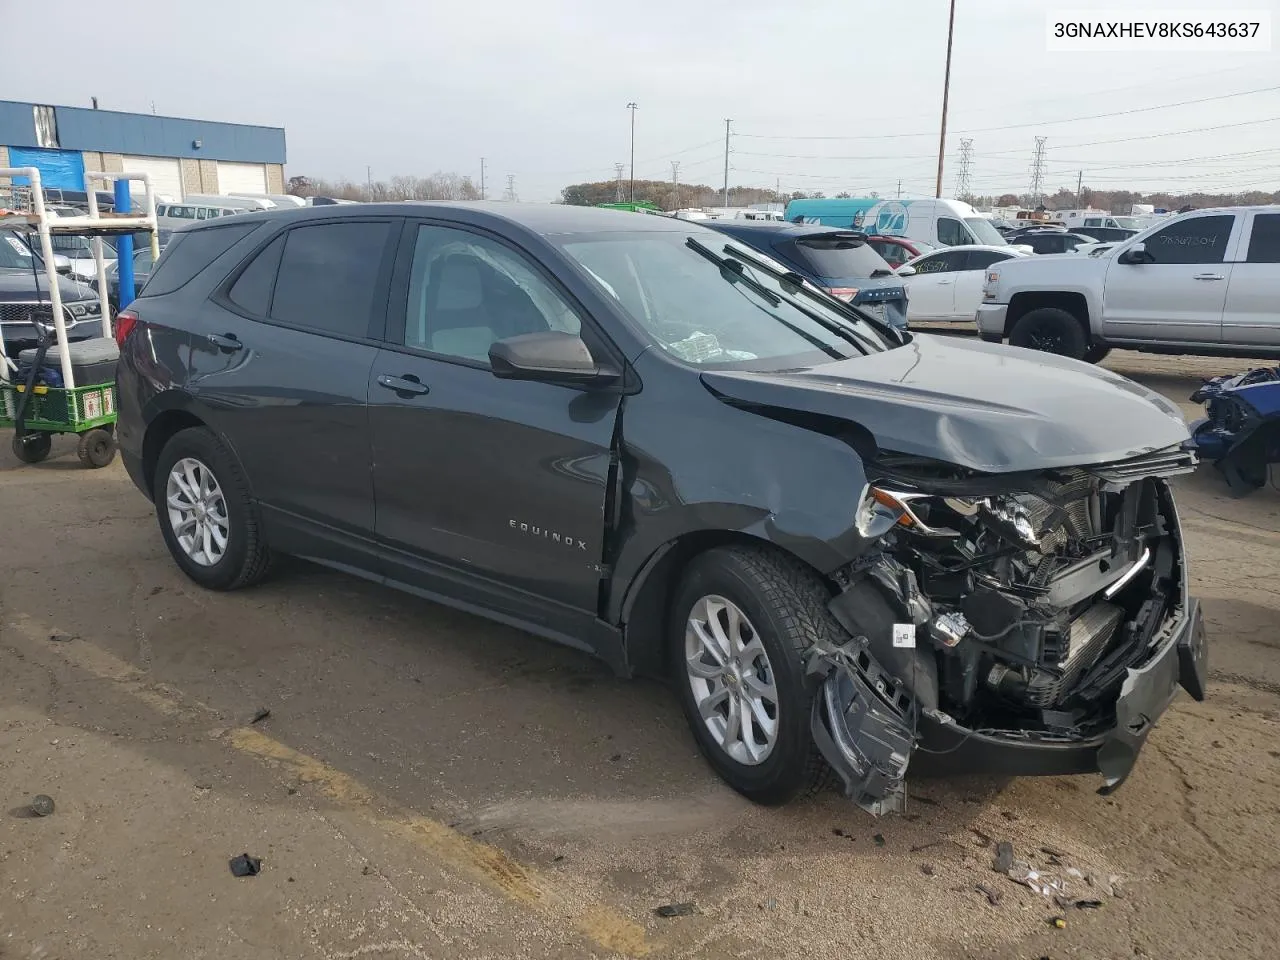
[121,156,183,203]
[216,162,267,196]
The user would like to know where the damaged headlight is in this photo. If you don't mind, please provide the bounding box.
[857,484,1043,550]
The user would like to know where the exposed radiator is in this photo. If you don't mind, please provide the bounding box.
[1027,602,1124,706]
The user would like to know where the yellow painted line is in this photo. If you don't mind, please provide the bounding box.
[8,613,652,957]
[229,727,651,955]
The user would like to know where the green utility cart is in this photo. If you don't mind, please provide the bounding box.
[0,167,159,467]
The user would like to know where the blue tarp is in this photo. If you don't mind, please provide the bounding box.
[8,146,86,191]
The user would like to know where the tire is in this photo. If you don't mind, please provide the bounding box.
[153,426,273,590]
[670,544,838,805]
[1083,345,1112,364]
[12,432,52,464]
[77,428,117,468]
[1009,307,1088,360]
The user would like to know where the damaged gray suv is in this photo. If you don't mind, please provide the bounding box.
[115,204,1208,814]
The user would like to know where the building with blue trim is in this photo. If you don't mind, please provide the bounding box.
[0,100,286,201]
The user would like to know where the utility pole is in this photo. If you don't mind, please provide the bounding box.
[1029,137,1048,206]
[671,160,681,209]
[722,118,732,209]
[897,179,902,198]
[935,0,957,198]
[505,175,517,202]
[366,165,372,194]
[955,138,974,201]
[480,157,486,200]
[614,163,625,202]
[1075,169,1083,207]
[627,102,638,202]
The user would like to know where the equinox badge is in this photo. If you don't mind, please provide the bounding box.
[509,520,587,551]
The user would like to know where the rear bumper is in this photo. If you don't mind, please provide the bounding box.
[975,303,1007,341]
[915,597,1207,790]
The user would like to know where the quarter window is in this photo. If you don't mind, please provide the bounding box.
[1142,215,1233,264]
[269,221,393,337]
[401,224,582,364]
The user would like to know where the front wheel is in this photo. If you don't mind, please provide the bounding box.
[154,426,274,590]
[1009,307,1088,360]
[671,545,837,805]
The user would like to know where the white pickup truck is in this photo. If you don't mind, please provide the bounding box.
[976,205,1280,362]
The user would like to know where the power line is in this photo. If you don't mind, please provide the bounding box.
[736,85,1280,142]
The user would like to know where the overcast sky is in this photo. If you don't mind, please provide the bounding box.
[7,0,1280,201]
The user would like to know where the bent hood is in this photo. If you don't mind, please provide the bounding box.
[700,334,1189,473]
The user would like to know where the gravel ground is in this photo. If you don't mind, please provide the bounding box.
[1,350,1278,960]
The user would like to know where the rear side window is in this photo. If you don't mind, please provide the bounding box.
[228,234,285,315]
[268,221,393,337]
[1144,215,1234,264]
[1246,214,1280,263]
[965,250,1012,270]
[143,222,260,296]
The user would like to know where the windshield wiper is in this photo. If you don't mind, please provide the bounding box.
[715,244,893,352]
[685,237,845,360]
[686,237,780,306]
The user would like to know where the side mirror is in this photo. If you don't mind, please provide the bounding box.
[1118,242,1151,264]
[52,253,73,275]
[489,331,617,385]
[896,265,917,277]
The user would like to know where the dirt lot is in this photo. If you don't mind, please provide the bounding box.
[2,351,1279,960]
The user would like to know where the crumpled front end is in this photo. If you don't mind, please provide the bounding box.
[808,445,1209,816]
[1188,366,1280,495]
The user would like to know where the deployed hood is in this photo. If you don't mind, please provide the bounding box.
[701,334,1189,473]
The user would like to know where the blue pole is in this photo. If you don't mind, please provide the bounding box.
[113,180,135,308]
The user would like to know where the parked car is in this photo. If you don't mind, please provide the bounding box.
[108,242,165,310]
[901,244,1029,324]
[703,220,909,329]
[0,230,105,352]
[864,234,935,269]
[977,205,1280,361]
[1188,366,1280,494]
[1071,226,1140,244]
[1017,231,1099,255]
[114,203,1207,814]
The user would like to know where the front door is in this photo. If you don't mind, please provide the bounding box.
[1101,213,1240,343]
[368,221,622,618]
[904,250,964,320]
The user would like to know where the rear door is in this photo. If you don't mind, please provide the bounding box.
[1101,213,1240,343]
[903,250,964,320]
[367,220,622,617]
[196,217,399,556]
[1221,211,1280,348]
[952,250,1014,320]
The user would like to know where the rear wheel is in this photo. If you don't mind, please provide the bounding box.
[671,545,836,805]
[12,432,52,464]
[154,427,273,590]
[77,428,117,468]
[1083,344,1112,364]
[1009,307,1088,360]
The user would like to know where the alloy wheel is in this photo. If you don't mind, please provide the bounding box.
[684,594,780,765]
[165,457,229,567]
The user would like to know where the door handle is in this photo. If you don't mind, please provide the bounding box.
[377,373,430,397]
[207,333,243,351]
[1193,273,1225,281]
[937,279,954,285]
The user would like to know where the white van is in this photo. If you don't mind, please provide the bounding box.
[783,196,1012,249]
[233,193,307,209]
[155,202,247,227]
[180,194,275,211]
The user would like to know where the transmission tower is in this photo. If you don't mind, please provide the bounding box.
[614,163,625,202]
[504,175,517,202]
[1028,137,1048,206]
[954,138,974,201]
[671,160,681,209]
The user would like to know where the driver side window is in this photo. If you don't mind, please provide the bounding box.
[402,224,582,364]
[937,217,967,246]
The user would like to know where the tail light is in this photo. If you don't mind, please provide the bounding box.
[114,309,138,346]
[827,287,859,302]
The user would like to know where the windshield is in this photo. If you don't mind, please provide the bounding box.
[559,230,895,368]
[785,236,895,281]
[1113,217,1141,230]
[0,232,39,269]
[965,217,1008,246]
